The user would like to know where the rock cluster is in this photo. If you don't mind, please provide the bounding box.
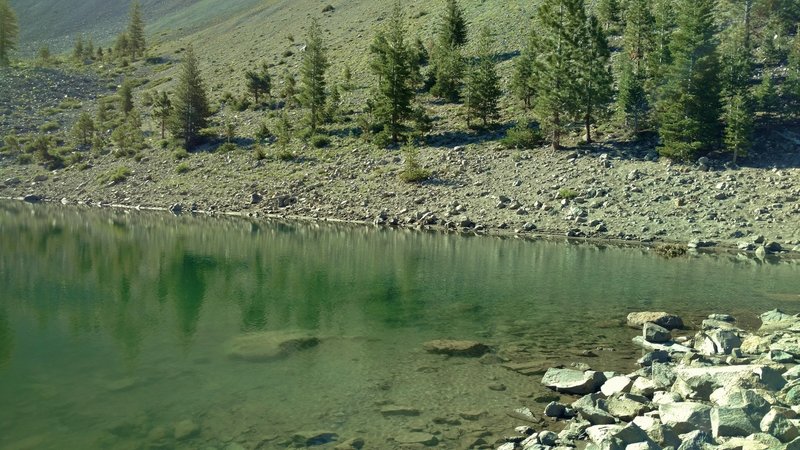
[498,310,800,450]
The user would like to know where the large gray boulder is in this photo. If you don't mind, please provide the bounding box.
[759,309,800,333]
[605,393,652,421]
[644,322,672,343]
[632,336,693,354]
[659,402,712,434]
[672,365,786,400]
[710,406,761,438]
[422,339,489,357]
[226,331,319,362]
[627,312,684,330]
[676,430,713,450]
[697,328,742,355]
[760,408,800,443]
[632,416,681,448]
[541,368,605,395]
[601,376,633,397]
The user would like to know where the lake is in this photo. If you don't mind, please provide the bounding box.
[1,201,798,449]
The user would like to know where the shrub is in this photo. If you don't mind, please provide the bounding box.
[217,142,238,153]
[255,122,272,142]
[176,162,190,174]
[501,119,543,149]
[558,188,579,200]
[322,4,335,13]
[173,148,189,160]
[311,134,330,148]
[399,145,430,183]
[39,121,61,133]
[98,166,132,185]
[17,154,33,164]
[254,146,267,160]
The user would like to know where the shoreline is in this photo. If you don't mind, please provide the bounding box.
[2,193,797,263]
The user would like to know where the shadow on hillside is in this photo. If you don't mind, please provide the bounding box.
[734,122,800,169]
[428,123,512,149]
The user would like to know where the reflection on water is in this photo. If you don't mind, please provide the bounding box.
[0,201,799,449]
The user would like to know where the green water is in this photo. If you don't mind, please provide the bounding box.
[1,201,799,449]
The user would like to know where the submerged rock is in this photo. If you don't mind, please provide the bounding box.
[541,368,605,395]
[226,331,319,362]
[422,339,489,357]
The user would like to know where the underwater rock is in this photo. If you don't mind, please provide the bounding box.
[422,339,490,357]
[226,331,319,362]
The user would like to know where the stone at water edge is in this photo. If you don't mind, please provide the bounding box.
[541,367,605,395]
[422,339,489,357]
[393,431,438,446]
[380,406,420,417]
[658,402,712,434]
[225,331,319,362]
[643,322,671,343]
[627,311,684,330]
[600,375,633,397]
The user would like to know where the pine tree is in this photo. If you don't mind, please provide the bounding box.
[440,0,468,47]
[73,35,85,61]
[786,31,800,116]
[298,18,328,133]
[718,24,753,97]
[72,112,96,147]
[84,37,95,60]
[622,0,656,81]
[596,0,621,31]
[465,27,501,127]
[430,42,464,102]
[245,63,271,104]
[127,0,146,59]
[114,32,130,59]
[723,92,752,164]
[0,0,18,66]
[656,0,721,160]
[755,68,779,118]
[651,0,676,87]
[617,57,648,134]
[119,79,134,115]
[511,30,539,110]
[532,0,586,149]
[168,46,211,149]
[153,91,172,139]
[578,15,613,143]
[281,70,297,107]
[369,1,416,145]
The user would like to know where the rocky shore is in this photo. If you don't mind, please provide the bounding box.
[496,310,800,450]
[2,136,800,256]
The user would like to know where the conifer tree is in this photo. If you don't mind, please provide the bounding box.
[119,79,134,115]
[84,37,95,60]
[465,27,501,127]
[298,18,328,133]
[430,43,464,102]
[718,24,753,97]
[651,0,676,86]
[596,0,621,31]
[0,0,18,66]
[73,35,85,61]
[168,46,211,149]
[441,0,468,48]
[617,57,648,134]
[281,71,297,107]
[511,30,539,110]
[656,0,721,160]
[153,91,172,139]
[73,112,96,147]
[578,16,613,143]
[127,0,146,59]
[532,0,586,149]
[723,92,752,164]
[114,33,130,59]
[786,31,800,116]
[245,63,271,105]
[369,1,416,145]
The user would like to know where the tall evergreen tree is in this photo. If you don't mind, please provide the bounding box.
[656,0,721,160]
[0,0,18,66]
[369,1,416,145]
[723,91,752,164]
[440,0,468,47]
[718,24,753,97]
[298,18,328,133]
[532,0,586,149]
[430,43,464,102]
[511,30,539,110]
[596,0,621,31]
[617,57,648,134]
[119,79,134,115]
[281,70,297,107]
[73,35,85,61]
[127,0,146,59]
[168,46,210,149]
[578,16,613,143]
[465,27,501,127]
[153,91,172,139]
[245,63,272,104]
[651,0,676,87]
[786,31,800,116]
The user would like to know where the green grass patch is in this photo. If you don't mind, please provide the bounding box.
[176,162,191,174]
[98,166,132,185]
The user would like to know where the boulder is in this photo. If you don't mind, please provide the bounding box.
[380,406,421,417]
[760,408,800,443]
[579,405,617,425]
[632,416,681,448]
[393,431,438,446]
[759,309,800,333]
[631,377,660,397]
[605,393,652,421]
[659,402,712,434]
[422,339,489,357]
[710,406,762,438]
[541,368,605,395]
[173,420,199,440]
[697,329,742,355]
[601,376,633,397]
[740,335,773,355]
[672,365,785,400]
[627,312,684,330]
[544,401,567,418]
[644,323,671,343]
[632,336,693,354]
[675,430,713,450]
[292,431,339,446]
[226,331,319,362]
